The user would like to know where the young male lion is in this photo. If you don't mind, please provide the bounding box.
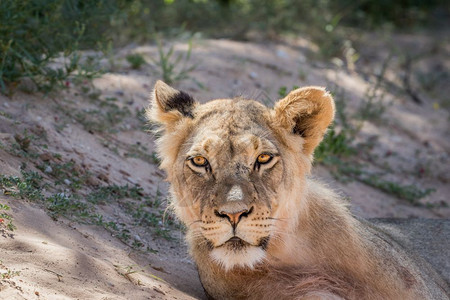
[147,81,449,300]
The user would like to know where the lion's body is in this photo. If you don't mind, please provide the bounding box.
[147,81,450,300]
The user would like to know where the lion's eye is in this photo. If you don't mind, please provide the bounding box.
[191,156,208,167]
[256,154,272,164]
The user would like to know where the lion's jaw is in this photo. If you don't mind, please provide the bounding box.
[210,243,266,271]
[197,190,276,271]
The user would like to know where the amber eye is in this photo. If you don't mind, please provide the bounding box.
[191,156,208,167]
[257,154,272,164]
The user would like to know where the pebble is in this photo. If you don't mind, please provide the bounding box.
[98,173,109,182]
[249,71,258,79]
[44,166,53,173]
[64,179,72,185]
[57,192,67,198]
[86,176,100,186]
[119,169,131,176]
[232,79,242,88]
[276,49,289,59]
[40,153,53,161]
[331,58,344,68]
[126,177,138,185]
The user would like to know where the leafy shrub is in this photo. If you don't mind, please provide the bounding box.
[0,0,445,94]
[126,53,146,69]
[0,0,123,94]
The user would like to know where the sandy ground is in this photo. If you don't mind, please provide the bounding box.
[0,32,449,299]
[0,195,202,300]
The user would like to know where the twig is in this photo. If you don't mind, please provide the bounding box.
[44,268,63,282]
[403,56,423,105]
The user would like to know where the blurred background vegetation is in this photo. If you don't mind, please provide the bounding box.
[0,0,448,94]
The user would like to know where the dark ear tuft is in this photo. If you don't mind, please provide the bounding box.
[146,80,197,129]
[164,90,195,118]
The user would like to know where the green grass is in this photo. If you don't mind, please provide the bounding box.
[359,176,435,205]
[87,184,144,204]
[126,53,146,70]
[1,163,174,244]
[123,144,161,165]
[62,96,132,134]
[37,160,88,190]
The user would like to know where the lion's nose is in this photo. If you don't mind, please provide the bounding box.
[215,207,253,228]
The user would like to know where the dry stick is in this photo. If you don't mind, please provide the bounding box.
[403,56,423,105]
[44,268,63,282]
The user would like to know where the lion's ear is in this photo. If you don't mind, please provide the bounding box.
[146,80,196,129]
[273,86,335,155]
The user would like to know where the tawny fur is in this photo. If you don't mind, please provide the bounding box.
[146,80,448,300]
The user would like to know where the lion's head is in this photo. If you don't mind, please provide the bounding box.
[147,81,334,271]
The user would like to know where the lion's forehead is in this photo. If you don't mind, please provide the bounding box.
[194,98,268,127]
[187,129,278,163]
[188,101,276,156]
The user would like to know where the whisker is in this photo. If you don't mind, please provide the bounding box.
[187,220,203,227]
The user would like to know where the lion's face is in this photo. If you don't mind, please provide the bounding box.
[147,81,334,271]
[174,100,285,270]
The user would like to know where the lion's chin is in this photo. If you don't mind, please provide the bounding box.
[210,244,266,271]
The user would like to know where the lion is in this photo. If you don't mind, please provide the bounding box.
[146,80,449,300]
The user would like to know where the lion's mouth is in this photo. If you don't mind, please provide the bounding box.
[224,236,248,250]
[220,236,270,251]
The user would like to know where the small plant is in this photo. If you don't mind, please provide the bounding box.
[356,55,391,122]
[46,193,91,219]
[7,130,42,159]
[0,203,16,231]
[359,176,435,205]
[315,127,354,163]
[0,171,44,201]
[87,184,143,204]
[151,36,197,85]
[277,85,299,98]
[69,98,132,133]
[151,151,161,165]
[126,53,146,70]
[115,264,141,282]
[1,268,20,279]
[357,88,387,122]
